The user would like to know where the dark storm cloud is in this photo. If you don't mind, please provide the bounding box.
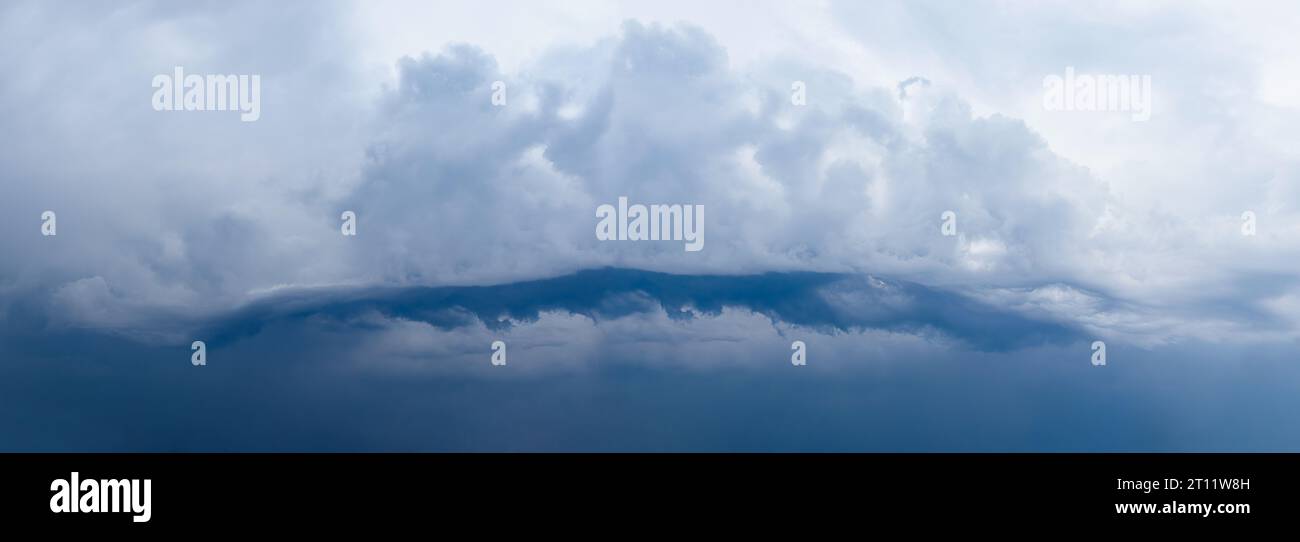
[190,268,1082,351]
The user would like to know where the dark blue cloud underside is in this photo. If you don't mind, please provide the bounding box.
[199,268,1081,350]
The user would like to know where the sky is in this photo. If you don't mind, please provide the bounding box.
[1,0,1299,451]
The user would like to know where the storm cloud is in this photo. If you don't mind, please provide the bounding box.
[2,1,1300,451]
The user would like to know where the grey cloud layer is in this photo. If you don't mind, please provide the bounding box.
[1,2,1296,346]
[354,21,1108,285]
